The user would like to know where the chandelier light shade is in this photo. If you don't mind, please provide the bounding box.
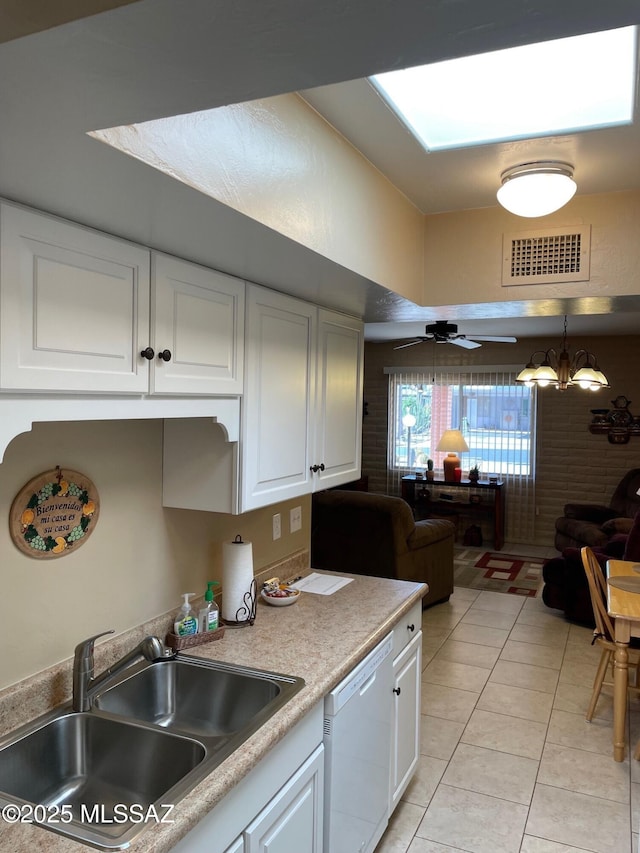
[497,161,577,217]
[436,429,470,481]
[516,316,609,392]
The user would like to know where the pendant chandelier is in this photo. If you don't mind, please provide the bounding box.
[516,316,609,391]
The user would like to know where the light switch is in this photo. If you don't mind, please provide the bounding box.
[290,506,302,533]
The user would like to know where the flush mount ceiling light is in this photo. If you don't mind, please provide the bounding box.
[497,161,577,218]
[516,315,609,391]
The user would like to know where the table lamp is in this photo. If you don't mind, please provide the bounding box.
[436,429,469,481]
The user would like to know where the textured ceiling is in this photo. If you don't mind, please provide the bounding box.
[1,0,638,340]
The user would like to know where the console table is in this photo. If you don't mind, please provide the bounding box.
[401,475,505,551]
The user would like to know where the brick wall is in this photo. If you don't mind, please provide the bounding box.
[362,334,640,547]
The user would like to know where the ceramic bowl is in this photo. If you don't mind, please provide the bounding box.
[260,587,300,607]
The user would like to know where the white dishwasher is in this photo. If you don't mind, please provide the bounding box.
[323,632,393,853]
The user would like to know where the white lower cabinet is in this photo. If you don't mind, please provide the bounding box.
[390,630,422,812]
[170,704,323,853]
[244,746,323,853]
[220,747,323,853]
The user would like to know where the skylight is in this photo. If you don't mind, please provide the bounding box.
[370,26,637,151]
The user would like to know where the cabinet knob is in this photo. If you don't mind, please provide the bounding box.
[310,463,326,474]
[393,687,401,696]
[140,347,155,360]
[407,623,415,632]
[310,464,318,473]
[319,463,325,471]
[157,349,172,362]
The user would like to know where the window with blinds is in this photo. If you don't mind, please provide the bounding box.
[385,366,537,542]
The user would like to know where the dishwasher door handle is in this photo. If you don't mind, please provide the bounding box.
[359,671,377,696]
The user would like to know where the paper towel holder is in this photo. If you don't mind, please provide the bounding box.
[222,534,257,628]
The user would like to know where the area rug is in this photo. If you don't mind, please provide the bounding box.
[453,549,546,597]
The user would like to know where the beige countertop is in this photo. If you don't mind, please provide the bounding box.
[1,570,425,853]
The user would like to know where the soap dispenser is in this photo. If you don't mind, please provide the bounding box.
[198,581,220,633]
[174,593,198,636]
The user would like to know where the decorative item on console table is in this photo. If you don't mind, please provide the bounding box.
[436,430,469,482]
[468,465,480,483]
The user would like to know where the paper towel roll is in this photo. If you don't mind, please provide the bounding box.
[222,535,255,623]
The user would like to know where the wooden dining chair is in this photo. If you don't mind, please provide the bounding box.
[580,546,640,723]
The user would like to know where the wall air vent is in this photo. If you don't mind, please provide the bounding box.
[502,225,591,286]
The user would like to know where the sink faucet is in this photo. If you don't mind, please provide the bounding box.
[72,631,170,712]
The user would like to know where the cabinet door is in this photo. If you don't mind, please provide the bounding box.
[390,631,422,813]
[0,203,150,393]
[245,745,323,853]
[312,310,363,491]
[151,253,244,395]
[241,286,315,511]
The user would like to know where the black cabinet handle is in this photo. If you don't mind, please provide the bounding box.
[157,349,172,362]
[310,464,326,473]
[407,623,415,632]
[319,463,325,471]
[140,347,154,360]
[393,687,401,695]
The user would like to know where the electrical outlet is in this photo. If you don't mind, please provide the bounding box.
[290,505,302,533]
[272,513,281,540]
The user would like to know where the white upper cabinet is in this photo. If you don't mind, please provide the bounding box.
[163,288,363,514]
[1,202,150,393]
[151,253,244,395]
[240,287,363,511]
[241,286,316,511]
[0,204,244,396]
[311,309,363,490]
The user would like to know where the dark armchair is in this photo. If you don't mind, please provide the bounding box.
[310,489,455,607]
[554,468,640,551]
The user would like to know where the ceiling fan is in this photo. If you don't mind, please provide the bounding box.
[394,320,517,350]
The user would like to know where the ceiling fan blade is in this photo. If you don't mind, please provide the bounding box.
[466,335,517,343]
[449,337,481,349]
[393,339,425,350]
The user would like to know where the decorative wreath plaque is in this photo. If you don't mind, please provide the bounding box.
[9,466,100,559]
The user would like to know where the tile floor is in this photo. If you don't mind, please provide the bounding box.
[375,544,640,853]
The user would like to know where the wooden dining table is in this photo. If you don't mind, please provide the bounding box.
[606,559,640,761]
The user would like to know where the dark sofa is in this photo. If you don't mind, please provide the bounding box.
[554,468,640,551]
[310,489,455,607]
[543,508,640,625]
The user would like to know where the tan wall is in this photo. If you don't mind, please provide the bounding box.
[0,419,310,689]
[95,93,425,305]
[423,190,640,308]
[363,335,640,545]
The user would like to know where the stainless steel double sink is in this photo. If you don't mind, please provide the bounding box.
[0,655,305,849]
